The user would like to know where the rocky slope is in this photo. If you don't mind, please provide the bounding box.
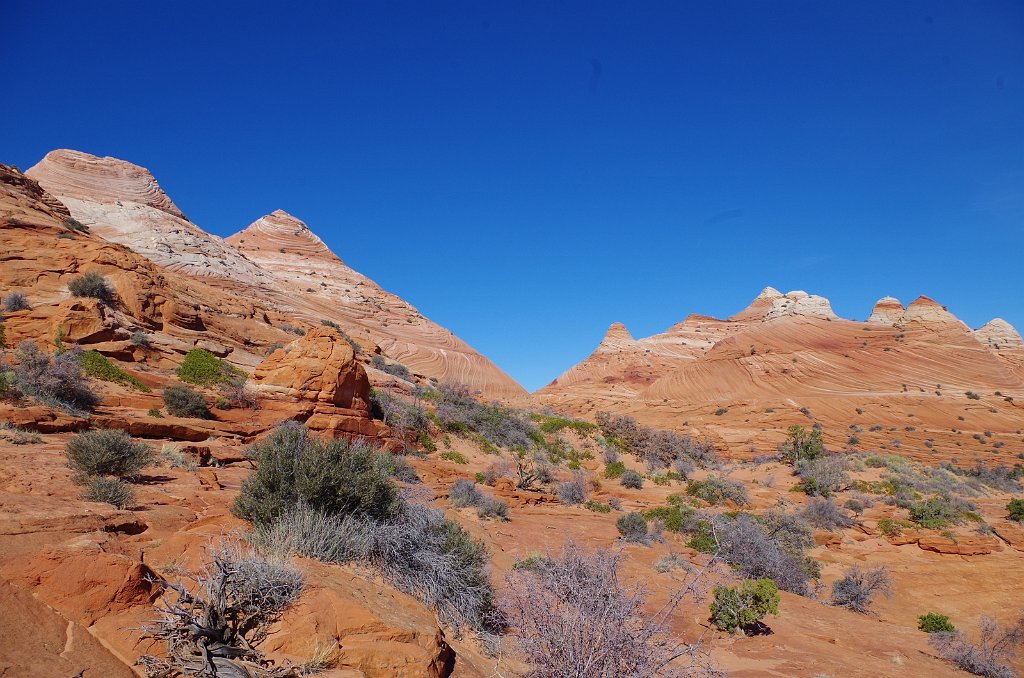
[26,150,525,399]
[538,288,1024,462]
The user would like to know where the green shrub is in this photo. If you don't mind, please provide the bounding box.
[79,350,150,391]
[371,354,411,380]
[67,272,114,302]
[584,499,612,513]
[1008,498,1024,522]
[620,469,643,489]
[778,425,824,464]
[687,520,718,553]
[147,408,162,418]
[686,475,748,505]
[533,414,597,436]
[440,450,468,464]
[232,422,398,527]
[604,460,626,479]
[162,385,210,418]
[215,396,231,410]
[709,579,780,633]
[644,503,692,533]
[878,518,909,537]
[82,476,134,508]
[909,496,962,529]
[176,348,244,387]
[616,512,648,542]
[918,612,955,633]
[65,429,153,481]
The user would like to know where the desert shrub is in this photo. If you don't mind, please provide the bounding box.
[251,500,493,634]
[476,496,509,520]
[369,354,410,380]
[795,455,849,497]
[0,425,42,445]
[802,497,853,530]
[138,543,303,676]
[584,499,612,513]
[595,411,717,469]
[778,425,824,464]
[368,388,429,448]
[557,471,588,505]
[162,385,209,418]
[616,512,649,542]
[67,272,114,302]
[65,429,153,481]
[434,382,535,451]
[831,565,892,614]
[844,498,865,515]
[672,455,695,480]
[701,513,814,595]
[160,445,198,472]
[709,579,780,633]
[82,476,135,508]
[532,414,597,436]
[929,614,1024,678]
[605,460,626,478]
[129,331,149,347]
[877,518,910,537]
[943,462,1022,493]
[79,350,150,391]
[757,509,814,555]
[966,391,981,400]
[379,454,419,483]
[919,613,956,633]
[618,469,642,489]
[498,540,716,677]
[13,342,100,412]
[2,291,29,312]
[686,475,748,506]
[440,450,468,464]
[644,501,694,533]
[176,348,244,387]
[1008,499,1024,522]
[233,422,398,527]
[147,407,162,417]
[450,478,483,508]
[909,496,962,529]
[608,496,623,511]
[64,216,89,233]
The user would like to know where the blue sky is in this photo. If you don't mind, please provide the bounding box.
[4,1,1022,391]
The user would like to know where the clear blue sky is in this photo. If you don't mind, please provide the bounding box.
[4,1,1022,391]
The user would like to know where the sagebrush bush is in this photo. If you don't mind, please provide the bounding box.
[620,469,644,489]
[909,495,963,529]
[686,475,748,505]
[831,565,892,614]
[709,578,780,633]
[65,429,153,481]
[1009,499,1024,522]
[919,612,956,633]
[233,422,398,527]
[616,512,649,542]
[162,385,210,418]
[450,478,483,508]
[371,354,411,380]
[368,388,430,448]
[251,501,493,634]
[604,460,626,478]
[14,342,99,412]
[434,382,535,451]
[499,540,716,677]
[2,291,29,312]
[928,614,1024,678]
[82,476,135,508]
[67,272,114,302]
[595,411,717,469]
[557,471,588,505]
[476,496,509,520]
[699,513,815,595]
[802,497,853,530]
[795,455,849,497]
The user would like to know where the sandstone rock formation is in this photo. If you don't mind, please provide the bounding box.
[26,150,525,399]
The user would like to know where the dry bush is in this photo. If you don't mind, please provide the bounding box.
[14,342,99,412]
[138,541,303,677]
[65,428,153,481]
[595,412,717,470]
[801,497,853,530]
[2,291,29,312]
[163,385,210,418]
[795,455,850,496]
[83,476,135,508]
[498,540,720,677]
[557,470,589,505]
[701,513,814,595]
[928,613,1024,678]
[67,271,114,302]
[831,565,892,614]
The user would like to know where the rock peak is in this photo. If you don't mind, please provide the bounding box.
[599,322,635,348]
[975,318,1024,348]
[26,148,186,221]
[868,296,904,324]
[227,210,336,262]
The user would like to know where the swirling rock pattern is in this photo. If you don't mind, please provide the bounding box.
[24,150,525,399]
[538,289,1024,462]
